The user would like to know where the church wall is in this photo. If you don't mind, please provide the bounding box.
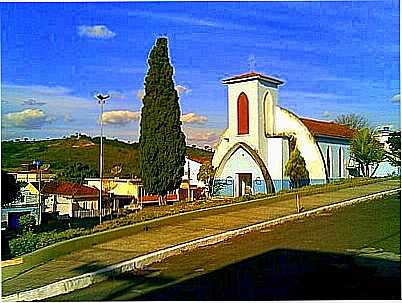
[218,147,265,197]
[266,137,290,191]
[227,81,260,150]
[274,107,327,184]
[317,139,350,180]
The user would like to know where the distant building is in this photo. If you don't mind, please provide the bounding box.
[1,182,43,229]
[85,159,207,206]
[41,181,101,217]
[371,127,401,177]
[10,171,55,183]
[212,72,355,197]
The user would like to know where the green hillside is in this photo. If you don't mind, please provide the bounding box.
[1,135,213,178]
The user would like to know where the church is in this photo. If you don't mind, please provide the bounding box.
[212,72,355,197]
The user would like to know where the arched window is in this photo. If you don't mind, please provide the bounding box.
[326,146,331,178]
[264,91,273,135]
[237,93,249,135]
[339,147,343,178]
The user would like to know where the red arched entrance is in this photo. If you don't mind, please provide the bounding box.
[237,92,249,135]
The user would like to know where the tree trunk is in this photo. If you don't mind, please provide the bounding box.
[359,163,366,177]
[370,163,380,177]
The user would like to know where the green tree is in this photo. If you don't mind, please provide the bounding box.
[197,162,216,198]
[139,37,186,205]
[285,148,310,188]
[351,128,385,177]
[18,214,36,234]
[56,162,98,185]
[335,113,369,130]
[386,132,401,167]
[2,171,20,207]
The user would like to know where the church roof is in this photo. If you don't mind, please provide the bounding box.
[222,72,285,85]
[300,118,355,139]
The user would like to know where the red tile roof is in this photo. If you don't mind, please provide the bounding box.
[300,118,355,139]
[222,72,285,85]
[187,155,213,164]
[42,181,100,197]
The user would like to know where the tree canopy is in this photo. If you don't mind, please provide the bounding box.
[351,128,385,177]
[285,148,310,188]
[56,162,98,185]
[386,132,401,167]
[139,37,186,203]
[2,171,20,206]
[197,161,215,196]
[335,113,369,130]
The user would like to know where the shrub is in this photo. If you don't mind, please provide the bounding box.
[18,214,36,234]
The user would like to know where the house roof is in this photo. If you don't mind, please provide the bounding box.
[42,181,100,197]
[187,155,213,164]
[27,181,46,192]
[300,118,355,139]
[222,72,285,85]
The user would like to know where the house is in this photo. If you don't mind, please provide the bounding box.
[1,181,43,229]
[180,156,208,200]
[41,181,101,217]
[10,170,55,183]
[85,177,180,205]
[85,161,207,206]
[212,72,355,197]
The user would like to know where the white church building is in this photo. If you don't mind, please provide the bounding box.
[212,72,355,197]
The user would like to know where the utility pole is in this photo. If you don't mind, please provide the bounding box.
[95,93,110,224]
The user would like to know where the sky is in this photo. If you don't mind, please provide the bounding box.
[1,1,400,147]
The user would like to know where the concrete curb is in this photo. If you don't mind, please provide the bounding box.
[3,188,400,302]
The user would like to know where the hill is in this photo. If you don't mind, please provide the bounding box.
[1,135,213,178]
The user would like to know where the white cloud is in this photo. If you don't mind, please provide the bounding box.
[391,94,400,103]
[183,127,221,146]
[3,109,52,129]
[181,112,208,124]
[137,85,191,101]
[78,25,116,39]
[126,10,254,31]
[136,89,145,101]
[102,110,140,126]
[63,113,73,123]
[109,91,127,99]
[175,85,192,95]
[22,98,46,106]
[321,111,334,119]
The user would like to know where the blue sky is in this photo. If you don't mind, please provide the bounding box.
[1,1,400,146]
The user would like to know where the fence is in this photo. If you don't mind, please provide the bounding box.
[72,208,112,219]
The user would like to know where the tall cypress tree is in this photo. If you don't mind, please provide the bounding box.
[139,37,186,205]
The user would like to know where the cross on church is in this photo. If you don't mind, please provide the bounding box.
[248,54,256,72]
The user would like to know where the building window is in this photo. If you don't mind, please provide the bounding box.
[237,92,249,135]
[326,146,331,178]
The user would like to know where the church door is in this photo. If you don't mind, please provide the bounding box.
[238,173,252,196]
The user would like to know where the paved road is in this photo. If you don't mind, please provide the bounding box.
[53,193,401,301]
[2,179,400,296]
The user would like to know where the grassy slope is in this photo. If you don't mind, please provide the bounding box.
[1,136,213,177]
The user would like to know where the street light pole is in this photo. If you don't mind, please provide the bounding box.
[95,94,110,225]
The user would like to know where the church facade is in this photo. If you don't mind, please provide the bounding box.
[212,72,355,197]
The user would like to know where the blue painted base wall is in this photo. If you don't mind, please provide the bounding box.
[213,178,327,197]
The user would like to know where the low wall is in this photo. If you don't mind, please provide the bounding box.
[3,188,399,302]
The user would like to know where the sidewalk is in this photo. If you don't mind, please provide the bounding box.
[2,179,400,296]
